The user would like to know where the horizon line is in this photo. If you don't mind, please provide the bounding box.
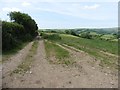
[39,27,118,29]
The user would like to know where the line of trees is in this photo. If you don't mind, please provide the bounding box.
[2,11,38,52]
[65,30,92,39]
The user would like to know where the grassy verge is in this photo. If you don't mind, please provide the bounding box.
[44,40,74,65]
[11,40,39,75]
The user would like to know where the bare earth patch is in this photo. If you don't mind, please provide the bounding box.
[2,41,33,88]
[2,39,118,88]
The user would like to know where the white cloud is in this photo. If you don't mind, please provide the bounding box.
[84,4,100,10]
[0,2,116,22]
[36,3,107,20]
[37,8,69,15]
[2,7,21,12]
[22,2,31,7]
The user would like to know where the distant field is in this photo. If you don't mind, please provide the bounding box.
[100,34,116,40]
[89,32,117,41]
[60,34,79,38]
[90,32,100,35]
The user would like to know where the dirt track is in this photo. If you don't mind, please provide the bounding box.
[2,39,118,88]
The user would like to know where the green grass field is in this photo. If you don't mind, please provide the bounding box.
[44,33,118,69]
[100,34,116,40]
[60,34,118,55]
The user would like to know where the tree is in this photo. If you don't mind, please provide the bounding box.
[2,12,38,52]
[65,30,71,34]
[9,11,38,37]
[71,30,78,36]
[80,32,92,39]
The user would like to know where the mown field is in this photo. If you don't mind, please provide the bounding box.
[42,32,118,69]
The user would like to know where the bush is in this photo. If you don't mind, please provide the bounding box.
[2,12,38,52]
[65,30,71,34]
[22,34,33,42]
[80,32,92,39]
[42,33,61,40]
[2,21,25,51]
[50,30,57,33]
[3,32,16,51]
[48,34,61,40]
[41,33,49,39]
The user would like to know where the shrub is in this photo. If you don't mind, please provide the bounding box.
[65,30,71,34]
[42,33,61,40]
[22,34,33,42]
[48,34,61,40]
[50,30,57,33]
[2,12,38,52]
[2,21,25,51]
[80,32,92,39]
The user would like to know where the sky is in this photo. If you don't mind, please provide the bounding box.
[0,0,119,29]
